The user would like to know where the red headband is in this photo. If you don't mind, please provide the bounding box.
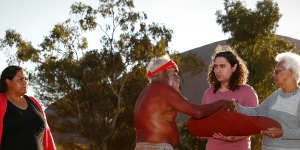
[146,60,178,78]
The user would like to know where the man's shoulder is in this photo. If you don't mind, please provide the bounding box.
[147,83,180,102]
[148,83,174,91]
[143,83,172,98]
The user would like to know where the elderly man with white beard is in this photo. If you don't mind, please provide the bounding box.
[134,54,235,150]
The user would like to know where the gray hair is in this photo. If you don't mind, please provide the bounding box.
[275,52,300,83]
[146,54,171,82]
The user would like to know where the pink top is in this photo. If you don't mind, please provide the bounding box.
[201,85,258,150]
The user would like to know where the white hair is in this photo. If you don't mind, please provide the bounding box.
[275,52,300,83]
[146,54,171,82]
[146,54,171,73]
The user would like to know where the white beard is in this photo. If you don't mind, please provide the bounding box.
[168,77,180,92]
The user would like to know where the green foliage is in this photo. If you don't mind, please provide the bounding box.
[0,30,40,63]
[0,0,205,150]
[216,0,281,42]
[251,135,263,150]
[42,51,142,149]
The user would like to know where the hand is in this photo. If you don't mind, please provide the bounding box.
[213,133,247,142]
[217,100,236,112]
[261,127,283,138]
[212,132,234,142]
[232,99,238,112]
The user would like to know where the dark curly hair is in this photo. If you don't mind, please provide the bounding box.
[208,46,249,93]
[0,65,23,93]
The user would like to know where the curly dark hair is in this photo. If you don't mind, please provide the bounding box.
[208,47,249,93]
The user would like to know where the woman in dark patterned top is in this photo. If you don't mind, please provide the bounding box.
[0,66,56,150]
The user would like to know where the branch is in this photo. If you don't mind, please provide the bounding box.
[103,74,128,145]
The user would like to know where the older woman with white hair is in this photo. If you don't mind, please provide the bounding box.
[237,52,300,150]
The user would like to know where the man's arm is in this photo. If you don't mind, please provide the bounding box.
[161,85,233,119]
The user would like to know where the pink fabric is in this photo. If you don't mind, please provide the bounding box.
[0,93,56,150]
[200,85,258,150]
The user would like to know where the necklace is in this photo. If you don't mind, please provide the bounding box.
[7,95,28,110]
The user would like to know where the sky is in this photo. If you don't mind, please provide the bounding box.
[134,0,300,50]
[1,0,300,56]
[0,0,300,91]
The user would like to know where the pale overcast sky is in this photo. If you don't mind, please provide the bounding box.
[1,0,300,72]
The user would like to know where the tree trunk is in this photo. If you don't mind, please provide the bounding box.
[100,78,126,150]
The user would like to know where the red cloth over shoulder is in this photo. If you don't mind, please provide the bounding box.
[187,110,281,137]
[0,93,56,150]
[29,96,56,150]
[0,93,7,144]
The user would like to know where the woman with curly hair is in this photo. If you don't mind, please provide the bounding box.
[200,45,258,150]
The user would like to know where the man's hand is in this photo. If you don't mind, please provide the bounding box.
[216,100,236,112]
[261,127,283,138]
[232,99,238,112]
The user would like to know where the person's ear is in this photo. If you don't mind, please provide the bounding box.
[232,64,237,72]
[288,68,294,76]
[5,79,11,87]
